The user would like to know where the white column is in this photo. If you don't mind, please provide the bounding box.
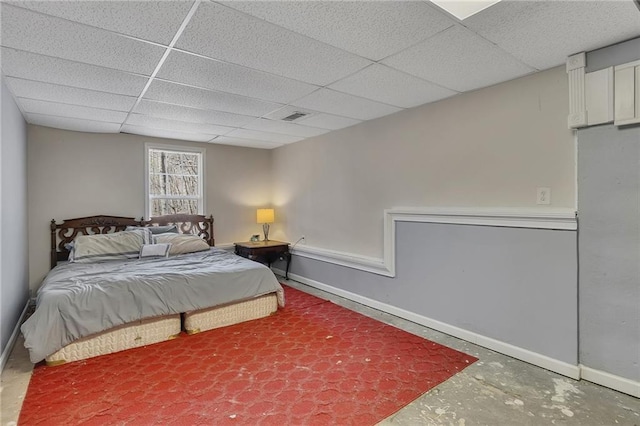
[567,52,587,129]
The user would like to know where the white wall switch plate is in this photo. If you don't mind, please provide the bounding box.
[537,187,551,205]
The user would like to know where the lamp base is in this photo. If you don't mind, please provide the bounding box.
[262,223,270,241]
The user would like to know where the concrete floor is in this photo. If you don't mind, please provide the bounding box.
[2,278,639,425]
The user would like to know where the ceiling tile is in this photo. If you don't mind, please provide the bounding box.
[121,125,216,143]
[294,113,362,131]
[222,1,455,61]
[20,99,127,123]
[6,78,137,111]
[144,80,283,117]
[382,25,535,92]
[176,1,372,86]
[1,48,148,96]
[125,114,234,136]
[464,1,640,70]
[27,113,121,133]
[3,0,635,145]
[157,50,318,104]
[134,100,256,128]
[292,88,402,121]
[210,136,282,149]
[10,1,194,45]
[226,129,303,144]
[243,118,330,138]
[0,4,166,75]
[329,64,458,108]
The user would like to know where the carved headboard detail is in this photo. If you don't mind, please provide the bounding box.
[50,215,142,269]
[50,214,215,269]
[142,214,215,247]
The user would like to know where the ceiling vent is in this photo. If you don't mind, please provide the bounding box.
[281,112,309,122]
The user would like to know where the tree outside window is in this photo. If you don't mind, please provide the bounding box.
[146,146,204,218]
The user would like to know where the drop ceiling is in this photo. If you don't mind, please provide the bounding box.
[1,1,639,149]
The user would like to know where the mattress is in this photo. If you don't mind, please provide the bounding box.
[184,294,278,334]
[23,247,284,363]
[45,314,181,366]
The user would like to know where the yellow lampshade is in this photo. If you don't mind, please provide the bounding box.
[256,208,275,224]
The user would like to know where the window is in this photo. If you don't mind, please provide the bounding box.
[145,145,205,218]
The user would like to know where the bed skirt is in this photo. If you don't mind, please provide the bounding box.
[45,314,181,366]
[184,294,278,335]
[44,294,280,365]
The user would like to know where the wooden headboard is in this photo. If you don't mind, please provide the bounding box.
[143,214,214,246]
[50,214,215,268]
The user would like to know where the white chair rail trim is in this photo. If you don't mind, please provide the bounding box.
[293,207,577,278]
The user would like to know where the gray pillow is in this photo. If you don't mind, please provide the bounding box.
[72,229,153,263]
[126,225,179,235]
[64,242,75,262]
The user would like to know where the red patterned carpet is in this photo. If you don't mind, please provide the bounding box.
[19,286,477,425]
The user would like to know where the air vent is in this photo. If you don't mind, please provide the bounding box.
[281,112,309,122]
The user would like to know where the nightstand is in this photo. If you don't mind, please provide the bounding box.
[234,240,291,280]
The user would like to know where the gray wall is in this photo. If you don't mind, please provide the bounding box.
[0,77,29,357]
[586,37,640,73]
[578,124,640,381]
[284,221,578,364]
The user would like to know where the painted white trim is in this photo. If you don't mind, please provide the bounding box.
[0,300,30,373]
[567,52,588,128]
[292,207,577,277]
[579,365,640,398]
[574,131,579,210]
[291,245,389,276]
[144,143,206,219]
[613,60,640,126]
[274,269,580,380]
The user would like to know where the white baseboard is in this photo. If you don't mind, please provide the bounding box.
[273,268,580,380]
[0,299,30,373]
[579,365,640,398]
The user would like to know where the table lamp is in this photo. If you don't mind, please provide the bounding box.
[256,208,275,241]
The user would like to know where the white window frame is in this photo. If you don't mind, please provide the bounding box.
[144,143,205,219]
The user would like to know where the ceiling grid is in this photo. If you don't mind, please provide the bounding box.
[0,0,638,149]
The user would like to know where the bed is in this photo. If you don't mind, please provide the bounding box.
[21,214,284,365]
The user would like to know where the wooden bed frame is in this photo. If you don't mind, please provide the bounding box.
[44,213,279,365]
[50,214,214,268]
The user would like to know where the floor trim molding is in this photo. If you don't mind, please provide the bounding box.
[0,299,30,373]
[579,365,640,398]
[291,207,577,277]
[274,268,581,381]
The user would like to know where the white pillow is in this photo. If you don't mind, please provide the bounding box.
[153,233,210,255]
[139,243,172,259]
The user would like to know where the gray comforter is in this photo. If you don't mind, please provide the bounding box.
[21,248,284,363]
